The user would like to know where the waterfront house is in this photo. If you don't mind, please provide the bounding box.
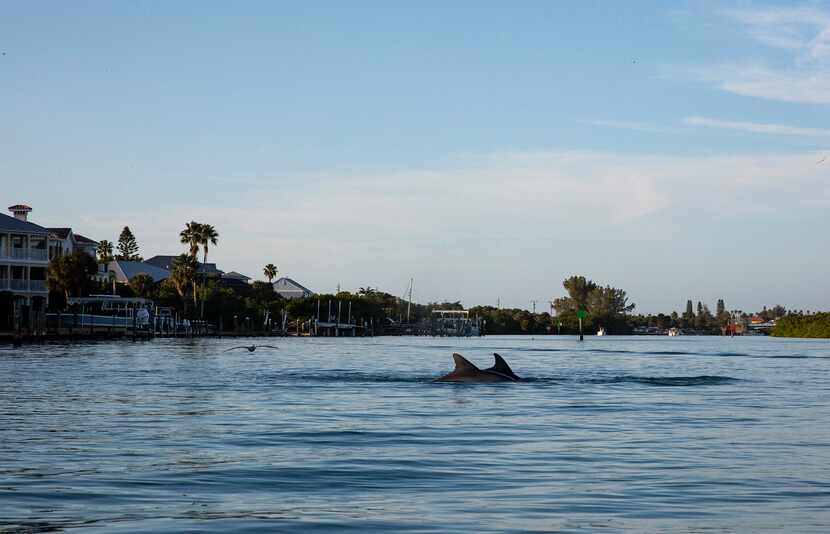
[0,205,50,330]
[273,277,314,299]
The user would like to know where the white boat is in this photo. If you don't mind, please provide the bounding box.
[668,327,680,336]
[596,327,606,336]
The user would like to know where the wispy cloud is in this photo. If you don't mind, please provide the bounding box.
[684,116,830,136]
[724,6,830,61]
[582,119,672,133]
[683,6,830,104]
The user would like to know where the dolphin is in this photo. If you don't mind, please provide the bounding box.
[435,353,521,383]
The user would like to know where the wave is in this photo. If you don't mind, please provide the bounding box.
[258,371,739,387]
[582,375,740,386]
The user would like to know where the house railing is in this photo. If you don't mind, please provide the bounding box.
[5,280,47,292]
[30,280,47,292]
[10,279,28,290]
[30,249,48,261]
[1,248,49,261]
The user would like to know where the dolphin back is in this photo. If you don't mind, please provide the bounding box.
[435,353,519,382]
[484,353,521,381]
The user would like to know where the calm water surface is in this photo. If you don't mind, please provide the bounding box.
[2,335,829,533]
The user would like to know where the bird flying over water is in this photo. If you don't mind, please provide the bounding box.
[817,156,827,165]
[224,345,279,352]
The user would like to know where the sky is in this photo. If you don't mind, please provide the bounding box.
[1,1,829,313]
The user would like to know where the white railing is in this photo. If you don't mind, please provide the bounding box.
[1,248,49,261]
[29,280,47,292]
[4,280,48,292]
[30,249,48,261]
[10,279,27,290]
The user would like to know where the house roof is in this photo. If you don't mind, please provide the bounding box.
[73,233,98,245]
[47,227,73,239]
[109,260,170,283]
[145,255,222,274]
[223,271,251,281]
[273,277,314,293]
[0,212,49,234]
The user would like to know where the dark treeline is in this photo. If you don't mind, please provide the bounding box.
[772,312,830,338]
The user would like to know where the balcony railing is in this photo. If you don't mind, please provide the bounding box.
[10,279,28,290]
[5,280,48,292]
[1,248,49,261]
[30,249,48,261]
[29,280,47,292]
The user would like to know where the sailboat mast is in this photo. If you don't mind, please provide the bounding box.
[406,278,413,323]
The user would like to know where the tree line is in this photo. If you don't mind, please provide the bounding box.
[44,236,825,337]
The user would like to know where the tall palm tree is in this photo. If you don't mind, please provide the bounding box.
[180,222,204,313]
[179,221,202,258]
[196,224,218,319]
[263,263,278,284]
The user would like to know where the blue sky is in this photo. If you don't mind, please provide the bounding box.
[2,1,829,313]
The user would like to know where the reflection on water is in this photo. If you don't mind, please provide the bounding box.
[1,335,830,533]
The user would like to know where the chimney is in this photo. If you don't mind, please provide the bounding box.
[8,204,32,222]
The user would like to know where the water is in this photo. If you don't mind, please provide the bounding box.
[2,335,829,533]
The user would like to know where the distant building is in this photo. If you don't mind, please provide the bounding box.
[272,277,314,299]
[1,205,50,330]
[107,260,171,284]
[145,255,222,276]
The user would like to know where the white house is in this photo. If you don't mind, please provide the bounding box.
[1,205,50,330]
[272,277,314,299]
[47,227,98,260]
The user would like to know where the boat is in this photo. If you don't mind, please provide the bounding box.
[596,327,606,336]
[667,327,680,337]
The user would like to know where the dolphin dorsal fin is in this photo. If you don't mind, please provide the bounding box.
[489,353,520,380]
[452,353,480,371]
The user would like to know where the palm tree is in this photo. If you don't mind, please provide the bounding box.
[179,221,202,258]
[179,222,204,315]
[196,224,218,319]
[263,263,278,284]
